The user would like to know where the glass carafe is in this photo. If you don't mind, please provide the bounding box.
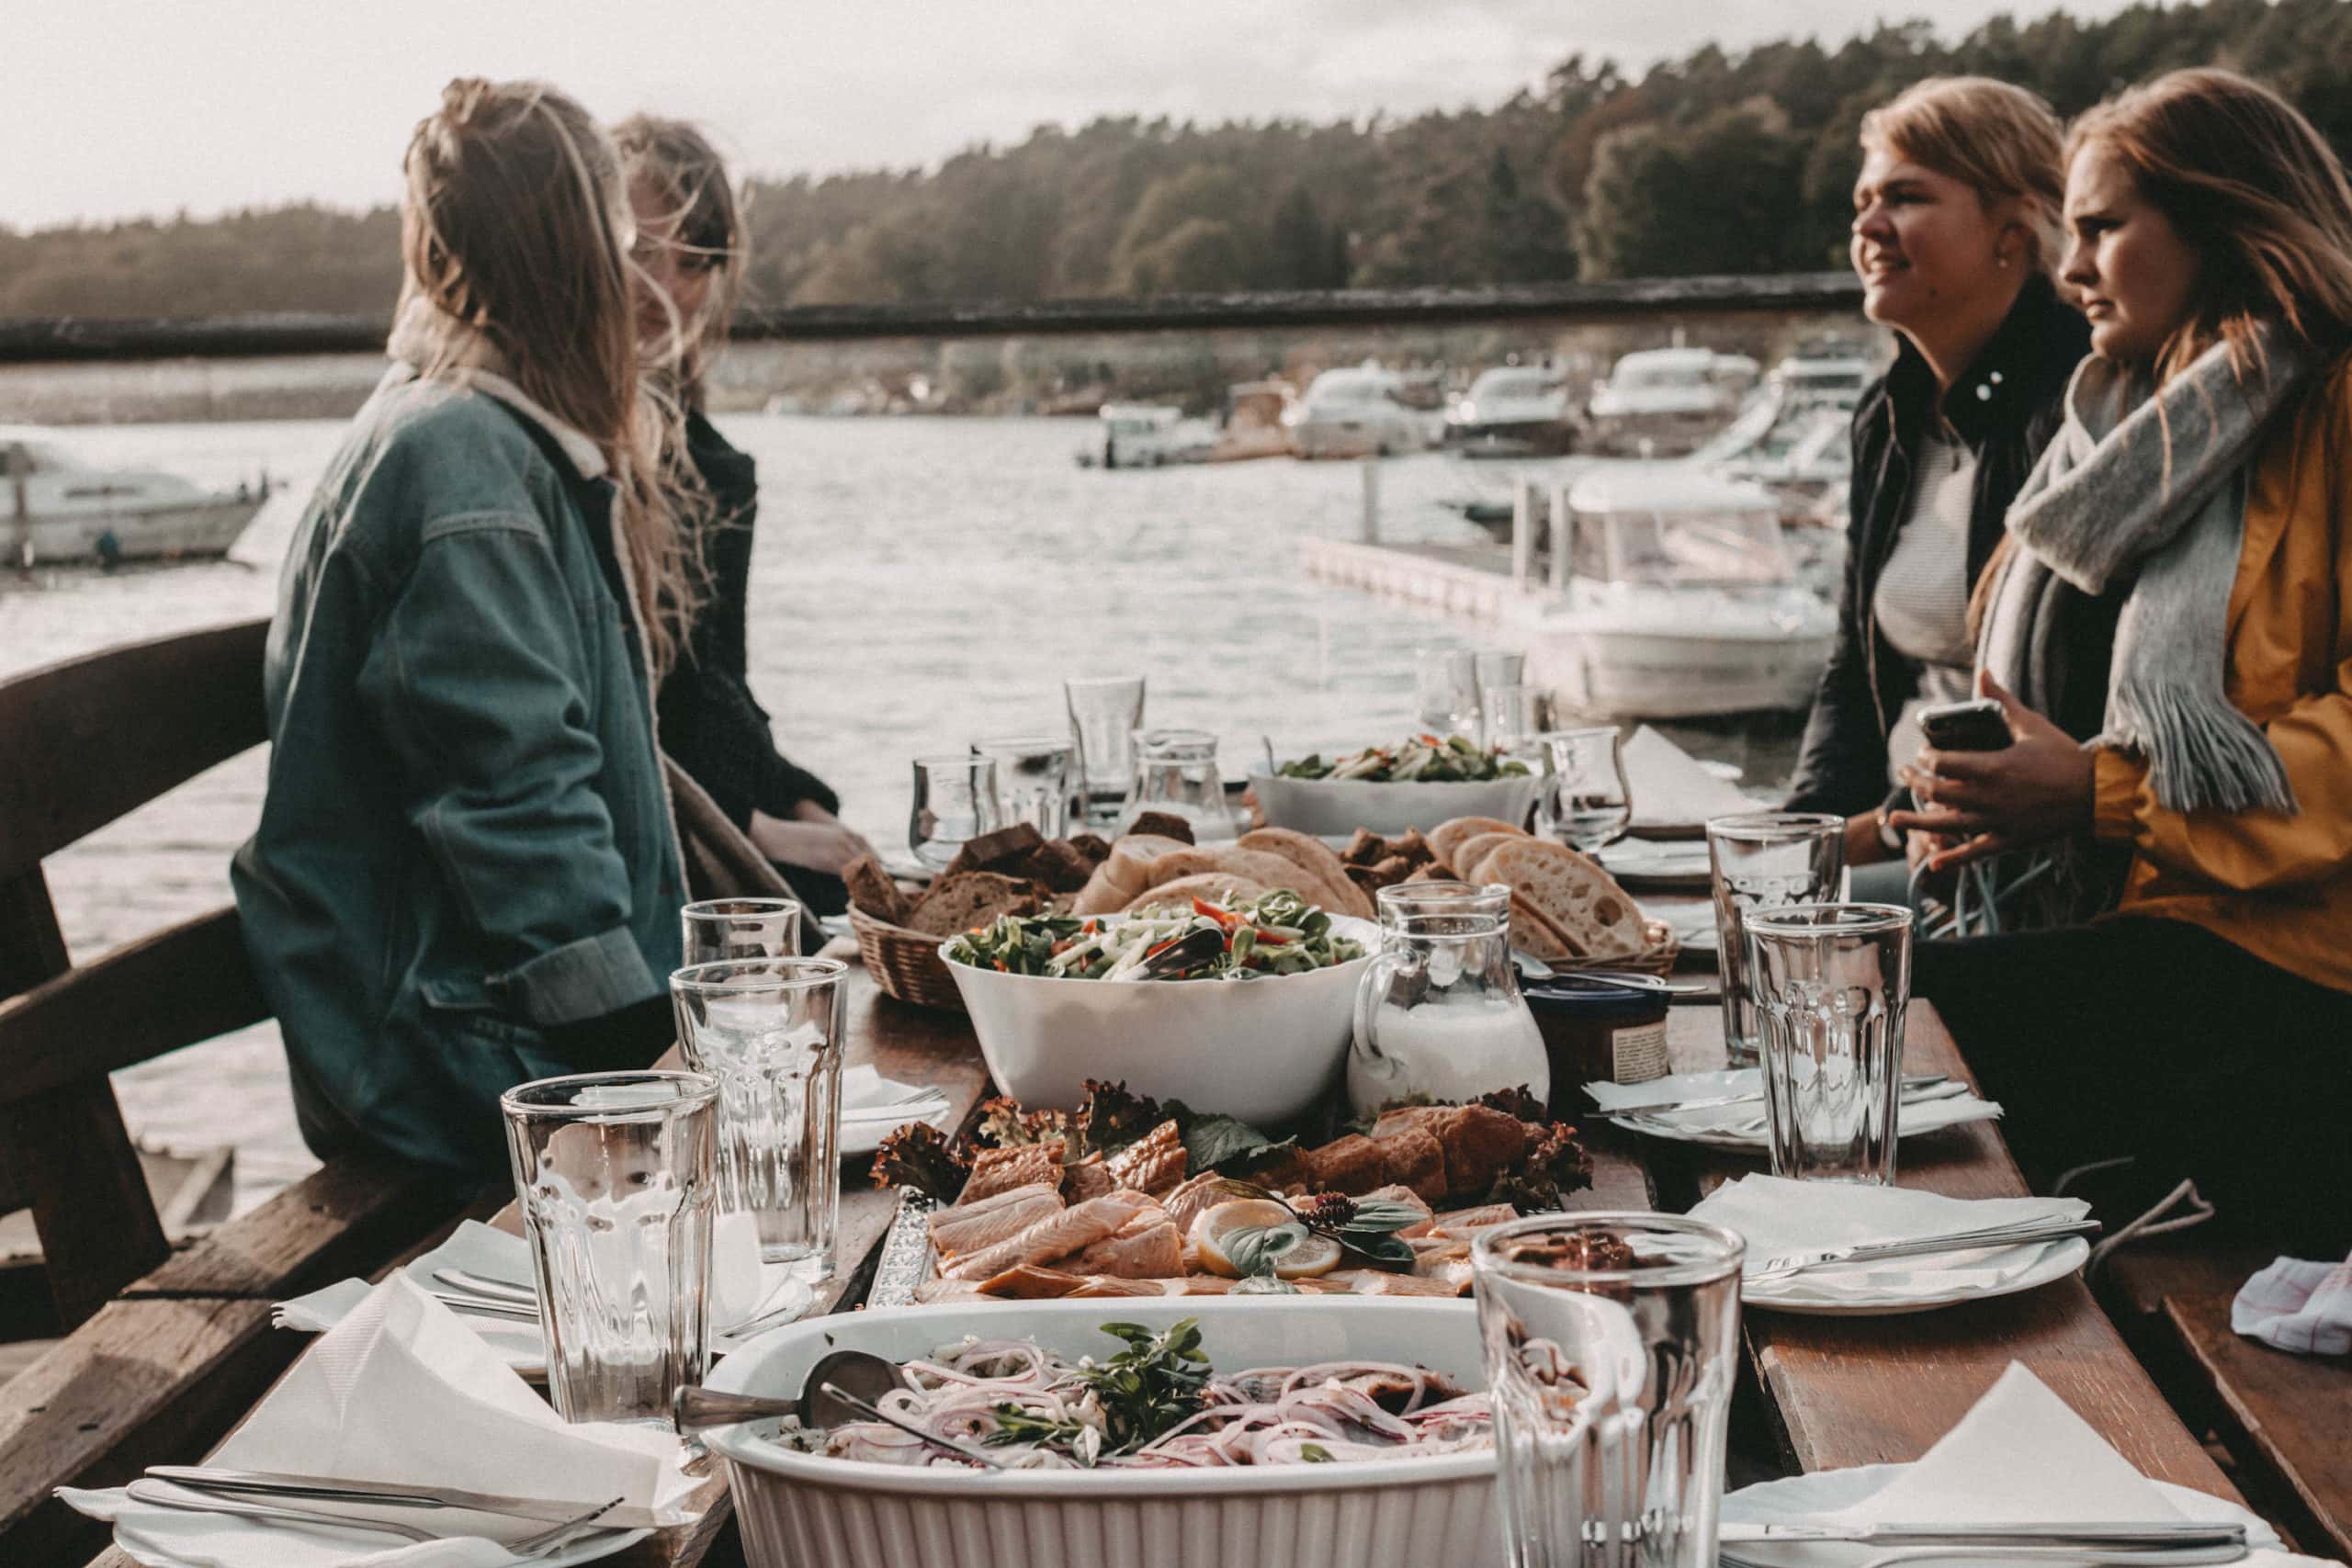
[1348,882,1549,1118]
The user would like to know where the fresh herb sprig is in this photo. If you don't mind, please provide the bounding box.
[985,1318,1210,1464]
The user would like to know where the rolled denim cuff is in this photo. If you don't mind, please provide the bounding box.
[487,926,660,1026]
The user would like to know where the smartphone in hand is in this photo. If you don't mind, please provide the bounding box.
[1917,696,2013,752]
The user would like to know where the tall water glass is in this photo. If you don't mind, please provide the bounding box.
[1065,673,1147,826]
[1746,903,1913,1184]
[501,1072,718,1427]
[1543,728,1633,850]
[1704,812,1845,1067]
[1416,647,1483,739]
[1475,649,1528,698]
[1123,728,1229,840]
[1473,1213,1746,1568]
[973,735,1074,837]
[1482,684,1548,761]
[669,957,848,1278]
[910,753,1001,868]
[682,897,802,965]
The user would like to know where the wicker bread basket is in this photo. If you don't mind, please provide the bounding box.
[849,906,968,1012]
[1545,918,1681,978]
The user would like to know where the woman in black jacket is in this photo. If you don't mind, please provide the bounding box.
[1786,78,2104,876]
[618,116,875,916]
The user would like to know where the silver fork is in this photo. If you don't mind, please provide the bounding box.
[1746,1217,2103,1282]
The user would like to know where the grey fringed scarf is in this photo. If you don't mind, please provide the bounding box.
[1981,329,2309,815]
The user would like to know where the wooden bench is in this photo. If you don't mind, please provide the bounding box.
[0,621,461,1562]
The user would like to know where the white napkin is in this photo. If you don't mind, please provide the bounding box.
[1690,1174,2086,1304]
[2233,1252,2352,1355]
[1623,726,1763,829]
[1586,1069,2002,1145]
[1724,1362,2303,1567]
[274,1215,782,1370]
[62,1274,695,1567]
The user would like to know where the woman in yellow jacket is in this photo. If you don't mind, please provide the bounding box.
[1898,69,2352,1254]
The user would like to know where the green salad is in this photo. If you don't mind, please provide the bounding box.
[945,889,1363,981]
[1277,732,1531,784]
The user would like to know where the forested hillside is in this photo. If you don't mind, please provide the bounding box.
[4,0,2347,320]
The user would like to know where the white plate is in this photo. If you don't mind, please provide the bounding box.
[1606,1072,2002,1154]
[1742,1237,2091,1316]
[841,1104,952,1159]
[1598,840,1713,890]
[1722,1462,2279,1563]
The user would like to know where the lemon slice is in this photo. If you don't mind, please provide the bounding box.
[1192,1199,1343,1280]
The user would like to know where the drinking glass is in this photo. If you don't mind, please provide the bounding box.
[973,735,1074,837]
[1475,649,1528,697]
[909,753,1001,868]
[1416,647,1483,739]
[501,1071,718,1427]
[1473,1213,1746,1568]
[682,897,802,965]
[1064,673,1147,827]
[1746,903,1913,1184]
[1123,728,1229,840]
[1482,683,1548,761]
[1542,728,1633,851]
[669,957,848,1278]
[1704,812,1845,1067]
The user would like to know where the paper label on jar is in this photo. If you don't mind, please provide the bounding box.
[1611,1021,1668,1085]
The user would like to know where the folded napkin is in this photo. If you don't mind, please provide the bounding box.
[276,1214,782,1368]
[1623,726,1763,829]
[2233,1252,2352,1356]
[63,1274,699,1567]
[1724,1362,2301,1566]
[1586,1069,2001,1145]
[1690,1174,2086,1304]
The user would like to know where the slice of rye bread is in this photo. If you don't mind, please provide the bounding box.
[1237,828,1374,919]
[907,871,1047,937]
[1121,871,1272,912]
[1453,831,1530,886]
[842,852,914,926]
[1125,810,1196,845]
[1481,840,1647,960]
[1428,816,1526,867]
[940,822,1047,880]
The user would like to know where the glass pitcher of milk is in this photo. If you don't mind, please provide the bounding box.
[1347,881,1550,1119]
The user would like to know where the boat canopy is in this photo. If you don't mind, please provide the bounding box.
[1565,466,1792,587]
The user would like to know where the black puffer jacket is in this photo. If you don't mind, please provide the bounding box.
[1786,274,2105,818]
[658,412,849,914]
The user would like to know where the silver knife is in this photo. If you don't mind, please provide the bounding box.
[1745,1216,2103,1280]
[146,1466,649,1529]
[1720,1520,2248,1549]
[1597,1073,1952,1117]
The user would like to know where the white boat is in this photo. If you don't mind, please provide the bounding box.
[1517,465,1835,717]
[1443,365,1577,457]
[1692,390,1853,499]
[1765,346,1877,412]
[1282,365,1440,459]
[1584,347,1758,456]
[4,426,266,568]
[1073,403,1219,469]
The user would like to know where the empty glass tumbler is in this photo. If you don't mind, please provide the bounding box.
[909,753,1002,868]
[1745,903,1914,1184]
[1416,647,1483,739]
[973,735,1074,837]
[1704,811,1846,1067]
[682,897,802,965]
[1123,728,1228,840]
[501,1071,718,1427]
[1064,673,1147,826]
[669,957,848,1279]
[1473,1213,1746,1568]
[1543,727,1633,851]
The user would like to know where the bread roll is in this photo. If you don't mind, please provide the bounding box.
[1144,848,1304,901]
[1235,829,1374,919]
[1071,834,1194,914]
[1121,872,1271,912]
[1480,840,1646,960]
[1429,816,1526,866]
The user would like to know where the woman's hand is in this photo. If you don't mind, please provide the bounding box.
[750,807,876,874]
[1888,672,2093,872]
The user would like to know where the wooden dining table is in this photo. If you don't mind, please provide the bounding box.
[83,963,2246,1568]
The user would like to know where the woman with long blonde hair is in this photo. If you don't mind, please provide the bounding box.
[617,116,873,919]
[1898,69,2352,1253]
[233,80,695,1185]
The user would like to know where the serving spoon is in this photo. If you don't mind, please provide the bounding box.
[1138,923,1226,978]
[673,1349,1009,1469]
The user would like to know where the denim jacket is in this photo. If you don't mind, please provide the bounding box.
[232,365,685,1186]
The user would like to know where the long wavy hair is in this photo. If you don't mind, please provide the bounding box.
[613,115,746,407]
[399,78,701,673]
[2068,68,2352,387]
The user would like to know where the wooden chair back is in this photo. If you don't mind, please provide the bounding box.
[0,618,273,1328]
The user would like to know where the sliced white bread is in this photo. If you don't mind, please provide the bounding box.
[1507,895,1578,961]
[1428,816,1527,866]
[1480,840,1648,961]
[1453,831,1528,885]
[1236,828,1375,919]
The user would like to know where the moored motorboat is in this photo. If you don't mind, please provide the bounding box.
[1583,347,1758,457]
[1443,365,1577,457]
[1283,363,1441,459]
[4,425,266,568]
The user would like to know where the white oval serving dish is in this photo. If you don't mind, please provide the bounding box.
[1249,766,1540,839]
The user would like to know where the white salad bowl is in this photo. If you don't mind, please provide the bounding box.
[1249,765,1541,838]
[943,913,1378,1123]
[704,1296,1494,1568]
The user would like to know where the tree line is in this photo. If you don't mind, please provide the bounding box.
[3,0,2347,322]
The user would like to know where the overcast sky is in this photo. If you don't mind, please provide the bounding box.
[10,0,2148,230]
